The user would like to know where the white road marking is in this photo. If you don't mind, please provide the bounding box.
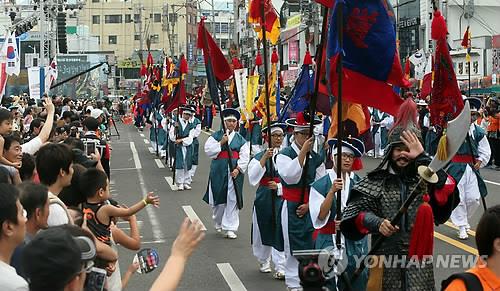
[117,221,144,230]
[142,240,167,244]
[485,179,500,186]
[155,159,165,168]
[143,139,150,144]
[164,176,178,191]
[182,206,207,230]
[130,142,142,169]
[148,147,154,153]
[111,167,140,171]
[116,220,143,225]
[140,133,145,137]
[129,137,164,242]
[216,263,247,291]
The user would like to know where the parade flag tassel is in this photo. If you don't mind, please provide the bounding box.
[351,157,363,171]
[303,50,313,65]
[271,48,279,64]
[255,53,263,67]
[408,194,434,260]
[436,129,448,161]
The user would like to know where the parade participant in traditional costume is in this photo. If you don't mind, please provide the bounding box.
[340,99,460,290]
[416,99,430,143]
[148,107,167,154]
[309,137,368,291]
[370,108,393,158]
[449,97,491,239]
[186,104,202,185]
[203,108,250,239]
[276,112,326,291]
[169,106,195,190]
[240,116,264,155]
[165,108,179,170]
[247,122,286,280]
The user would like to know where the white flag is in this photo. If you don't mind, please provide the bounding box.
[5,32,20,76]
[234,68,248,118]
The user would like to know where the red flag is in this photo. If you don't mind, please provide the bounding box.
[404,57,411,80]
[430,10,463,129]
[196,18,232,81]
[461,26,470,48]
[165,79,186,113]
[420,56,433,98]
[179,54,188,75]
[147,52,153,68]
[315,0,334,8]
[248,0,280,44]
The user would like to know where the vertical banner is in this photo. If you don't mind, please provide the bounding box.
[28,67,51,99]
[246,75,259,116]
[5,32,20,76]
[234,68,248,117]
[289,41,299,65]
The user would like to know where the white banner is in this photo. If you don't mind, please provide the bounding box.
[410,49,427,80]
[28,67,51,99]
[234,68,248,117]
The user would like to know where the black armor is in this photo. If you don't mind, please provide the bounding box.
[341,150,457,290]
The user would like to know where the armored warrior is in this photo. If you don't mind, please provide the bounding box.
[247,122,287,280]
[203,108,250,239]
[340,99,459,290]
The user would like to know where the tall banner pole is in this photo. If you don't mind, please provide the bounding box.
[259,0,277,231]
[335,0,344,251]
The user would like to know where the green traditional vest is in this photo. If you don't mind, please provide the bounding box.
[191,117,201,165]
[252,150,284,251]
[174,120,195,170]
[203,130,247,207]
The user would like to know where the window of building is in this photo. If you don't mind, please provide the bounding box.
[96,36,100,45]
[92,0,99,2]
[105,15,122,24]
[220,23,228,33]
[134,34,141,41]
[221,39,228,49]
[109,35,118,44]
[150,34,160,43]
[153,13,161,23]
[92,15,100,24]
[214,23,221,33]
[134,14,140,22]
[473,61,479,74]
[125,14,133,23]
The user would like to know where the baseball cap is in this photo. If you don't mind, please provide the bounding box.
[90,108,104,119]
[23,226,96,289]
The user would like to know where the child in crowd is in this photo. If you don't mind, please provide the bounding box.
[80,168,159,245]
[0,109,20,168]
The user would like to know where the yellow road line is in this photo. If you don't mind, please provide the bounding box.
[434,231,478,255]
[443,221,476,237]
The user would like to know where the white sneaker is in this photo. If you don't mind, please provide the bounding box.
[176,184,184,191]
[215,225,222,233]
[259,261,272,273]
[225,231,237,239]
[184,184,192,190]
[273,271,285,280]
[287,287,303,291]
[458,226,468,240]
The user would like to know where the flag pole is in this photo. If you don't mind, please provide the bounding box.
[335,0,344,251]
[259,0,277,231]
[200,20,243,209]
[299,4,329,204]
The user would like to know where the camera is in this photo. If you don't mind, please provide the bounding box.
[293,249,328,291]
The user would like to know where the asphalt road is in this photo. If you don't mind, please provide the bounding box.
[108,121,500,291]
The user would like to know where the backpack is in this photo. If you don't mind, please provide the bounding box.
[441,272,483,291]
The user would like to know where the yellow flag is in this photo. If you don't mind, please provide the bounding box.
[253,63,277,127]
